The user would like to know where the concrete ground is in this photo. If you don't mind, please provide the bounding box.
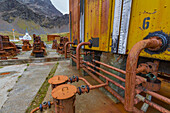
[40,61,128,113]
[38,60,170,113]
[0,62,56,113]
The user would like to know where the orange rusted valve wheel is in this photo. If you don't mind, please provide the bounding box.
[52,84,77,113]
[48,75,68,89]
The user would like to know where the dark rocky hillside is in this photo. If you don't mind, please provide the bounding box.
[0,0,69,34]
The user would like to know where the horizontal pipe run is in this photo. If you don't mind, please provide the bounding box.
[144,90,170,105]
[82,67,125,104]
[93,59,126,74]
[70,54,76,58]
[30,102,54,113]
[84,65,125,90]
[135,76,147,85]
[79,77,109,89]
[71,56,77,63]
[71,54,83,60]
[92,60,145,84]
[79,77,92,86]
[90,81,108,90]
[136,94,169,113]
[82,60,125,82]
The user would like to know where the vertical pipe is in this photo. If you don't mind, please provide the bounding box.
[64,42,74,58]
[76,42,91,69]
[125,38,162,112]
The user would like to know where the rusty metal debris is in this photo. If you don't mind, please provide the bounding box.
[31,34,47,57]
[22,40,32,51]
[0,35,20,60]
[52,40,58,49]
[57,37,69,54]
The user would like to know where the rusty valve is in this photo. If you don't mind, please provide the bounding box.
[77,85,90,95]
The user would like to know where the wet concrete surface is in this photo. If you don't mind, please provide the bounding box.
[40,61,128,113]
[0,62,56,113]
[0,48,65,66]
[0,64,27,109]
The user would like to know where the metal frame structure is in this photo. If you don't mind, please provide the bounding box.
[65,37,170,113]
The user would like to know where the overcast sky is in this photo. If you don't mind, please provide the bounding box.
[51,0,69,14]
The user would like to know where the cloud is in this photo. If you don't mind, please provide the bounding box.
[51,0,69,14]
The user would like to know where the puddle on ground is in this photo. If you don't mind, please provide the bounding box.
[0,71,17,78]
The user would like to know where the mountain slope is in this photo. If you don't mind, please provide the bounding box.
[0,0,69,34]
[16,0,63,18]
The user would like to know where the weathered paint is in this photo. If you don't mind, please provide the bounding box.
[69,0,80,47]
[118,0,132,54]
[84,0,114,51]
[125,0,170,61]
[80,0,85,46]
[111,0,123,53]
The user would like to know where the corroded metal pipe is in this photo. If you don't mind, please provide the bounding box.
[76,42,91,69]
[144,90,170,105]
[64,42,75,58]
[125,38,162,112]
[136,94,169,113]
[92,59,145,84]
[82,60,125,82]
[93,59,126,74]
[84,65,125,90]
[81,67,125,104]
[30,102,54,113]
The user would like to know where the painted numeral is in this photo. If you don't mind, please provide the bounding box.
[143,17,150,30]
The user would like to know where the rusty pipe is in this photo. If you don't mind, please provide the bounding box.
[76,42,91,70]
[64,42,74,58]
[71,54,83,60]
[90,80,108,90]
[76,81,109,94]
[71,56,77,63]
[144,90,170,105]
[136,94,169,113]
[71,57,83,64]
[30,102,54,113]
[93,59,126,74]
[91,60,145,84]
[82,67,125,104]
[83,65,125,90]
[82,60,126,82]
[125,38,162,112]
[79,77,92,86]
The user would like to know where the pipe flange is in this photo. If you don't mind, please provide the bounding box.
[69,77,72,83]
[76,76,79,82]
[78,87,82,95]
[81,85,86,89]
[43,102,47,106]
[39,104,43,112]
[144,31,169,54]
[86,85,90,93]
[48,101,51,108]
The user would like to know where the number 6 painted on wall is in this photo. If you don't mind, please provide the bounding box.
[143,17,150,30]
